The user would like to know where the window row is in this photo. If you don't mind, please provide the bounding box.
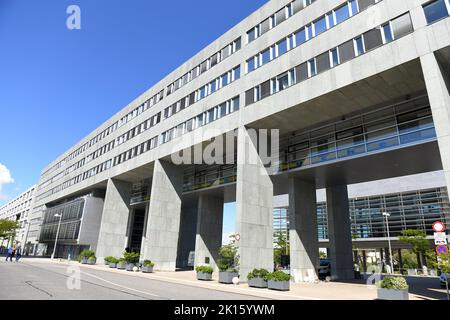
[166,38,241,96]
[246,0,382,73]
[246,13,413,106]
[247,0,316,43]
[86,140,116,163]
[117,112,161,147]
[163,65,240,120]
[114,136,159,167]
[161,96,240,144]
[423,0,450,24]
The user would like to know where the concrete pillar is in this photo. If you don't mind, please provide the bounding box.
[96,178,132,261]
[194,194,224,270]
[326,185,354,280]
[362,250,367,273]
[288,178,319,283]
[176,204,198,269]
[142,160,184,271]
[236,126,274,280]
[398,249,403,272]
[420,53,450,192]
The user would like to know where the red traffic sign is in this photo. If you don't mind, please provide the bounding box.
[235,234,241,242]
[432,221,446,233]
[436,245,449,255]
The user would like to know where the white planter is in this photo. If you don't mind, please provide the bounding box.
[197,272,213,281]
[377,288,409,300]
[142,266,154,273]
[219,271,239,284]
[268,280,290,291]
[248,277,268,288]
[109,262,117,268]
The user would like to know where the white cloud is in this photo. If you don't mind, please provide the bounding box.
[0,163,14,201]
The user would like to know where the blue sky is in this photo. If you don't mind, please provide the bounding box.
[0,0,267,238]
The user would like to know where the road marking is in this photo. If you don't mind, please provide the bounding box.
[24,281,53,297]
[80,270,162,298]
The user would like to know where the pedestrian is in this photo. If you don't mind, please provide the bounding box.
[15,244,22,262]
[11,244,16,261]
[5,244,13,262]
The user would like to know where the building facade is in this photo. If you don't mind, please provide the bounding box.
[0,185,37,253]
[30,0,450,282]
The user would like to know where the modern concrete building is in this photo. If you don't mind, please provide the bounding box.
[0,185,37,253]
[31,0,450,282]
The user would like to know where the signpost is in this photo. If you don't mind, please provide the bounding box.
[434,232,448,245]
[432,221,445,233]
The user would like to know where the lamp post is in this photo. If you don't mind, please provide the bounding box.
[51,214,62,260]
[382,212,394,274]
[23,220,31,255]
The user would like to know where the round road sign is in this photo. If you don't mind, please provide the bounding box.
[432,221,445,233]
[436,245,449,255]
[235,234,241,241]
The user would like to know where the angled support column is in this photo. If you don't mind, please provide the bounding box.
[194,194,224,270]
[236,127,274,280]
[289,178,319,283]
[327,185,354,280]
[176,203,198,268]
[421,53,450,205]
[143,160,184,271]
[96,178,132,261]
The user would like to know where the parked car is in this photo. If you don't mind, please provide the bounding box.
[440,272,449,288]
[318,259,331,279]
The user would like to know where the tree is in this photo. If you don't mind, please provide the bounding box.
[273,231,289,266]
[0,219,19,241]
[399,229,431,267]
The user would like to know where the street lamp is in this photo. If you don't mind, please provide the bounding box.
[382,212,394,274]
[51,214,63,260]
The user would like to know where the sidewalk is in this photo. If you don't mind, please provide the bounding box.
[27,258,437,300]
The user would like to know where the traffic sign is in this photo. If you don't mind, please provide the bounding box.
[432,221,446,232]
[235,234,241,242]
[436,245,449,255]
[434,232,448,245]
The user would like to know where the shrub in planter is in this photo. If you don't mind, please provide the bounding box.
[142,260,155,273]
[376,276,409,300]
[79,250,95,264]
[117,258,127,270]
[195,265,214,281]
[109,257,119,268]
[217,244,239,284]
[247,269,269,288]
[87,256,97,265]
[123,252,140,271]
[267,271,291,291]
[104,256,114,265]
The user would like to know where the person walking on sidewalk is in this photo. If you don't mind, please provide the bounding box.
[15,244,22,262]
[5,245,13,262]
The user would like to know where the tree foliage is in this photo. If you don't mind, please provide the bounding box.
[0,219,19,240]
[399,229,430,255]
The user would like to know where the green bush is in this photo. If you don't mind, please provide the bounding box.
[88,256,96,261]
[195,265,214,274]
[143,260,155,267]
[377,276,409,291]
[118,258,127,264]
[79,250,95,259]
[266,271,291,282]
[123,252,140,264]
[109,257,119,264]
[104,256,114,263]
[247,268,270,280]
[218,244,238,272]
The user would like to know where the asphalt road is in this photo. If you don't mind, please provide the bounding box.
[0,258,265,300]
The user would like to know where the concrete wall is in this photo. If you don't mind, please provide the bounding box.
[235,126,274,280]
[78,196,105,252]
[142,160,184,271]
[96,179,132,261]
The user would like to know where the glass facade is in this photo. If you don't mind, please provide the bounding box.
[274,187,450,242]
[279,96,436,172]
[39,198,85,242]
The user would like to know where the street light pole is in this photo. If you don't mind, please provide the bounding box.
[51,214,62,260]
[383,212,394,274]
